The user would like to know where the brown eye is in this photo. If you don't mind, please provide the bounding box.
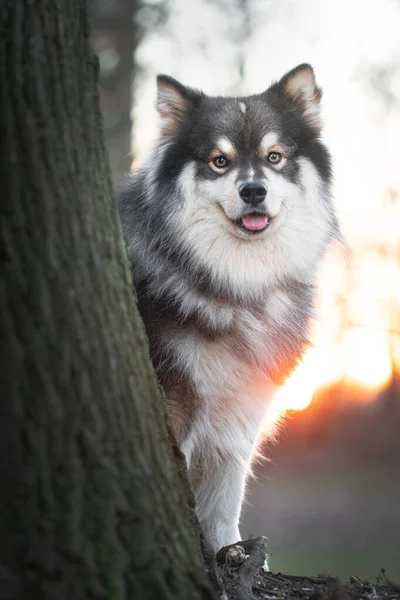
[267,151,283,165]
[213,155,229,169]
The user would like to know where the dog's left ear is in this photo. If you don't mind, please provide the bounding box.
[276,64,322,131]
[156,75,202,140]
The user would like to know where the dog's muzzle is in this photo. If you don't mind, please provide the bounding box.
[238,180,269,232]
[238,180,267,206]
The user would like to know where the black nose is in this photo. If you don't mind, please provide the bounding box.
[239,180,267,205]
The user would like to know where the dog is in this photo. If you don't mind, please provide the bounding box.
[117,64,340,564]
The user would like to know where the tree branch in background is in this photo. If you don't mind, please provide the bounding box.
[90,0,170,183]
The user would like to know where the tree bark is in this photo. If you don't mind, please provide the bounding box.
[0,2,216,599]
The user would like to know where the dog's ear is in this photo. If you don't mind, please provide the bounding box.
[156,75,202,139]
[276,64,322,131]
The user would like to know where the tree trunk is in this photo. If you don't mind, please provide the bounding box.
[0,2,216,599]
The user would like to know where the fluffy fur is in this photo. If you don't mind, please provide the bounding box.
[117,64,340,561]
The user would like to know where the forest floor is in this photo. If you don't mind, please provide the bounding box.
[254,570,400,600]
[219,553,400,600]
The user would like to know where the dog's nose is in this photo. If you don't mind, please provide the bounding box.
[239,180,267,205]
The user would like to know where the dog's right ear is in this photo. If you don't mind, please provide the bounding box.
[156,75,202,139]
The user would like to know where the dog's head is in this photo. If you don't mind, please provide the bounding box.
[150,65,340,298]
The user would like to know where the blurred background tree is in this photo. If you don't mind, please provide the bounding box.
[90,0,168,182]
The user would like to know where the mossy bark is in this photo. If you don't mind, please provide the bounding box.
[0,2,216,599]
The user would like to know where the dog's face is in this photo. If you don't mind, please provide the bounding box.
[150,65,340,297]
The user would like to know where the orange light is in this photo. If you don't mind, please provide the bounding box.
[272,351,316,412]
[262,351,320,436]
[393,336,400,373]
[269,325,393,419]
[340,328,392,389]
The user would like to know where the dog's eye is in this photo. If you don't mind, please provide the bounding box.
[213,155,229,169]
[267,151,282,165]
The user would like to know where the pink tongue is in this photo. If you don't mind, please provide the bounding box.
[241,214,269,231]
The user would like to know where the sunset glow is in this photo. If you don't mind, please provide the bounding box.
[271,329,394,416]
[272,259,398,415]
[273,355,317,412]
[341,329,393,389]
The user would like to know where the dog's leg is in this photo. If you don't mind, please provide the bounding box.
[189,442,269,571]
[199,461,244,551]
[192,452,252,552]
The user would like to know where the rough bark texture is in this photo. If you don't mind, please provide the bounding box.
[0,2,216,599]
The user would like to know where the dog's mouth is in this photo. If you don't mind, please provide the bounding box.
[237,213,270,233]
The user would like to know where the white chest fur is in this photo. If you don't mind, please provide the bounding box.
[168,315,278,468]
[173,322,277,554]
